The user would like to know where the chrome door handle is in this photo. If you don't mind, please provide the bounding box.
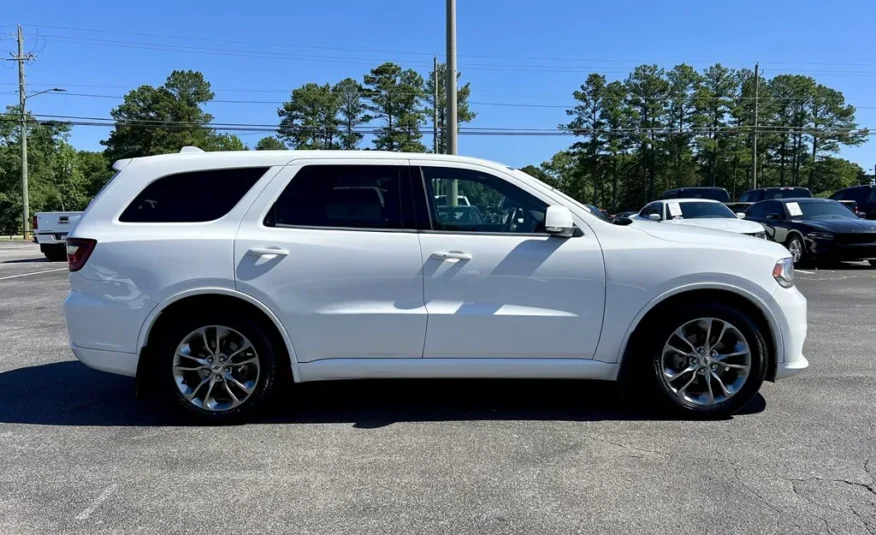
[431,251,472,261]
[247,247,289,257]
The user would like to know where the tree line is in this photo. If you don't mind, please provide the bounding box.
[0,61,869,233]
[524,64,869,212]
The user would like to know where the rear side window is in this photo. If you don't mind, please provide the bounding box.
[120,167,268,223]
[265,165,409,230]
[746,203,766,218]
[868,188,876,203]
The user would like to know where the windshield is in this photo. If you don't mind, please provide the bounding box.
[766,188,811,199]
[583,204,610,221]
[790,201,857,220]
[673,202,736,219]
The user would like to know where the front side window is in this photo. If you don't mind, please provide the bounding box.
[421,167,547,233]
[738,192,751,202]
[265,165,407,230]
[745,202,766,219]
[120,167,268,223]
[640,203,662,220]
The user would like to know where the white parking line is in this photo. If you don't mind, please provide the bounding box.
[75,484,118,521]
[0,268,67,281]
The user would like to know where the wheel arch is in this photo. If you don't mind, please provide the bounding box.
[135,288,299,394]
[618,284,781,382]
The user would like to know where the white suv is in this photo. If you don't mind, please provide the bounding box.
[64,149,808,422]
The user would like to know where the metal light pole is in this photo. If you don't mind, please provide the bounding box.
[446,0,459,206]
[19,87,65,239]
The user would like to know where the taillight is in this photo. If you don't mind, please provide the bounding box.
[66,238,97,272]
[32,215,38,231]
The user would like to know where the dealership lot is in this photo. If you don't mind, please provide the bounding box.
[1,241,875,534]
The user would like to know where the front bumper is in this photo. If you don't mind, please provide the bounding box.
[767,285,808,380]
[807,237,876,261]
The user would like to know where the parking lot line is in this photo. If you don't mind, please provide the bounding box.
[0,268,67,281]
[74,484,118,521]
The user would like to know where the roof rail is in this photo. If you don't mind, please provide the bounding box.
[180,146,204,153]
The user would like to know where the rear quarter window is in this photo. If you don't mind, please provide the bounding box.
[120,167,269,223]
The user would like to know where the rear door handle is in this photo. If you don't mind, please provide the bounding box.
[431,251,472,261]
[247,247,289,257]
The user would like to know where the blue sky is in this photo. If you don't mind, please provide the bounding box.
[2,0,875,173]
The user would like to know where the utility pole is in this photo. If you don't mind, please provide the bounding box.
[446,0,459,206]
[433,55,439,154]
[8,26,36,240]
[751,62,759,191]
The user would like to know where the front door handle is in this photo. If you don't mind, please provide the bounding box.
[431,251,472,261]
[247,247,289,257]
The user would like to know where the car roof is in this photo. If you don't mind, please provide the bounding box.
[752,197,831,204]
[116,149,510,172]
[668,198,721,204]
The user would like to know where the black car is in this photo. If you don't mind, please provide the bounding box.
[737,187,812,203]
[744,198,876,267]
[659,187,730,203]
[830,184,876,220]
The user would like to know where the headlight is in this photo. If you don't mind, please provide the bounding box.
[772,258,795,288]
[807,232,834,240]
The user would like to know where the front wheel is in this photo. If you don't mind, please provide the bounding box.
[645,303,767,418]
[786,235,805,267]
[157,310,278,423]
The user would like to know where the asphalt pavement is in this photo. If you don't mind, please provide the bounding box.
[1,241,874,534]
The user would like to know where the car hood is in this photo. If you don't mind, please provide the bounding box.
[794,218,876,233]
[636,221,789,256]
[665,218,764,234]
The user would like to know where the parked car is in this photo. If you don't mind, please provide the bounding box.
[738,187,812,203]
[744,198,876,267]
[724,202,754,214]
[634,199,766,238]
[830,185,876,220]
[64,148,807,423]
[836,200,859,215]
[659,187,730,203]
[32,211,83,261]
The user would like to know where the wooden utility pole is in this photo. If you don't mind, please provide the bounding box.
[4,26,35,239]
[752,63,759,190]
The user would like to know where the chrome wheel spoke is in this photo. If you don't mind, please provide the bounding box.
[711,371,731,396]
[704,373,715,404]
[672,327,698,354]
[665,364,697,382]
[232,357,259,367]
[184,377,210,401]
[175,364,208,372]
[715,350,748,361]
[677,372,698,396]
[226,342,253,361]
[176,352,208,366]
[709,321,728,351]
[223,380,240,407]
[721,362,749,370]
[199,328,213,357]
[202,379,217,409]
[225,374,254,395]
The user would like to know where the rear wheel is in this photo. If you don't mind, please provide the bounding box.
[157,310,278,423]
[643,303,767,418]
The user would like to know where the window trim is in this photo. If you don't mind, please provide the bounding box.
[261,163,418,233]
[413,165,557,237]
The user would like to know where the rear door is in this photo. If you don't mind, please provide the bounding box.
[413,163,606,360]
[234,160,427,362]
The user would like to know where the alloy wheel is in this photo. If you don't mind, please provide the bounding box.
[660,317,752,406]
[788,239,802,264]
[172,325,260,412]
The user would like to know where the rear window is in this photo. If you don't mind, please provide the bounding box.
[120,167,268,223]
[765,188,811,199]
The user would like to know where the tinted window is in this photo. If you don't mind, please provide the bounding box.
[640,203,662,220]
[765,188,811,199]
[266,165,407,230]
[421,167,548,233]
[673,188,730,202]
[120,167,268,223]
[738,191,751,202]
[868,188,876,203]
[790,200,858,220]
[746,202,766,219]
[660,190,678,199]
[764,201,785,219]
[829,191,844,200]
[675,202,736,219]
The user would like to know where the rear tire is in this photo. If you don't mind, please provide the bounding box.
[156,309,278,424]
[869,260,876,268]
[641,303,767,419]
[41,244,67,262]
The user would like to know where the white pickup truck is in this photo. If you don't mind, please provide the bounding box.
[32,212,83,261]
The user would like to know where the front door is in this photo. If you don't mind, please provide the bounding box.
[414,164,606,359]
[234,160,426,363]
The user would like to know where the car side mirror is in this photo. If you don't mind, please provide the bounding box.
[648,213,661,221]
[736,212,746,219]
[545,205,575,237]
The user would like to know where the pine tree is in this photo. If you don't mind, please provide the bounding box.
[422,62,476,154]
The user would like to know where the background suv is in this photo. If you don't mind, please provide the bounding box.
[831,185,876,219]
[64,149,808,423]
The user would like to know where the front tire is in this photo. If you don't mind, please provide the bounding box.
[643,303,767,418]
[785,235,806,267]
[157,310,278,423]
